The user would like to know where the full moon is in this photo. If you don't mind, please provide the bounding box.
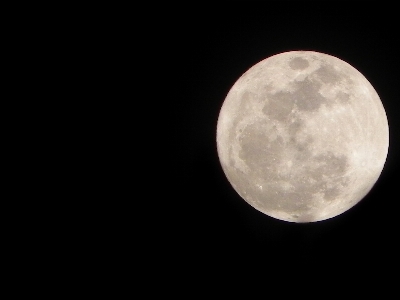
[216,51,389,223]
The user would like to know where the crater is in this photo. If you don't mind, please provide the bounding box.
[289,57,309,70]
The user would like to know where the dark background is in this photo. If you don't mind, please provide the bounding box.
[17,1,399,293]
[163,2,399,278]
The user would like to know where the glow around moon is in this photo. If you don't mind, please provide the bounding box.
[216,51,389,223]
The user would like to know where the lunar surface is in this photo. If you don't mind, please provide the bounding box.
[216,51,389,222]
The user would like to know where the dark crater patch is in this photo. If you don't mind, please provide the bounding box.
[229,91,257,143]
[336,91,350,104]
[288,119,303,136]
[312,152,349,201]
[315,64,342,84]
[262,91,296,121]
[289,57,309,70]
[238,122,283,179]
[323,186,342,201]
[293,78,325,111]
[314,151,348,174]
[263,78,326,118]
[293,140,313,162]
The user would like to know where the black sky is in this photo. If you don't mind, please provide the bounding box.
[165,2,399,278]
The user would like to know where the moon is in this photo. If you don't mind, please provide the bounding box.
[216,51,389,223]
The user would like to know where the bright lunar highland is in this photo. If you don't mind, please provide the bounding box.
[216,51,389,222]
